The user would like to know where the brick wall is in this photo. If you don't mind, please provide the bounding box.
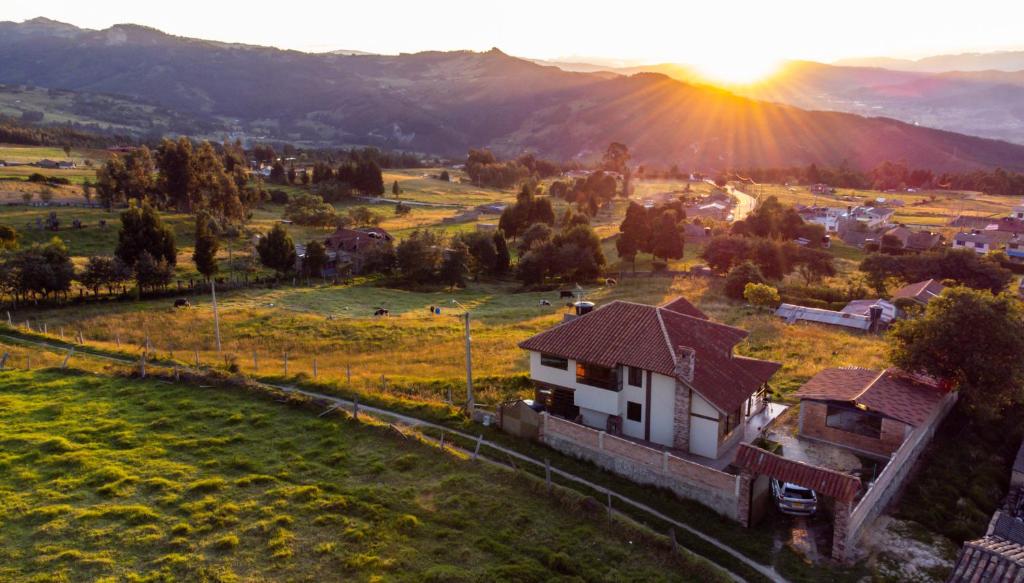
[799,400,907,457]
[542,413,741,520]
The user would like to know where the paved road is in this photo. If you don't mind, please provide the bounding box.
[0,331,787,583]
[704,180,757,221]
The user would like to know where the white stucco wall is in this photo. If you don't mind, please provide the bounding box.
[689,391,722,459]
[529,353,678,447]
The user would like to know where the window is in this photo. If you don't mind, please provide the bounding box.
[825,404,882,439]
[719,406,742,441]
[627,367,643,387]
[540,353,568,370]
[626,401,642,422]
[576,362,619,390]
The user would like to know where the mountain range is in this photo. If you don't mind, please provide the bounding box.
[2,18,1024,172]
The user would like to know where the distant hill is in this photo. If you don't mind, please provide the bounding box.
[835,51,1024,73]
[2,18,1024,171]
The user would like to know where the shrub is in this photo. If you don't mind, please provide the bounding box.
[743,283,781,309]
[724,261,766,300]
[213,533,239,551]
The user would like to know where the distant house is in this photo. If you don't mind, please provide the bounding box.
[1006,236,1024,263]
[795,367,950,458]
[519,297,780,460]
[850,206,895,229]
[56,161,76,169]
[324,226,393,274]
[950,215,1024,236]
[35,159,60,169]
[689,201,731,221]
[891,279,946,306]
[809,183,832,195]
[799,206,847,233]
[953,230,1014,254]
[882,226,942,252]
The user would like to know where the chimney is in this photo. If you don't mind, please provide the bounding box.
[674,346,696,384]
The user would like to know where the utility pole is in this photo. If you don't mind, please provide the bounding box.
[211,279,222,353]
[452,300,474,413]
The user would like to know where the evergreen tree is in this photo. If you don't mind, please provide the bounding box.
[257,224,297,277]
[492,231,511,275]
[303,240,328,278]
[440,240,470,289]
[115,202,176,269]
[392,180,400,197]
[193,214,219,281]
[651,211,684,261]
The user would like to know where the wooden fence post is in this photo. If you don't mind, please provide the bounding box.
[353,397,359,420]
[346,364,351,384]
[545,459,552,493]
[139,354,146,378]
[312,357,318,379]
[61,348,73,369]
[0,352,8,370]
[174,364,180,382]
[439,431,445,450]
[43,323,47,335]
[114,334,119,347]
[380,374,386,391]
[670,528,678,552]
[253,351,258,371]
[194,350,200,368]
[77,330,84,344]
[607,491,612,522]
[283,352,289,375]
[6,311,10,326]
[26,354,31,369]
[60,327,64,340]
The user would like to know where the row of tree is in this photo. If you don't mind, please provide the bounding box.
[616,202,687,267]
[737,161,1024,196]
[859,249,1012,295]
[270,158,384,196]
[701,235,836,285]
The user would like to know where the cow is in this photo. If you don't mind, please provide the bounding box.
[539,300,551,306]
[605,278,617,286]
[173,298,190,308]
[373,308,389,317]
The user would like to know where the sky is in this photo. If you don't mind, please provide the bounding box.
[7,0,1024,82]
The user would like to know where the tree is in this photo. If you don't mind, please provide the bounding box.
[348,206,383,227]
[62,145,72,158]
[270,161,286,184]
[257,224,297,277]
[651,211,684,261]
[303,240,328,278]
[157,137,194,211]
[792,247,837,284]
[889,287,1024,419]
[81,179,93,204]
[744,283,781,310]
[193,214,219,281]
[517,223,553,255]
[396,229,443,283]
[77,256,117,296]
[602,142,630,174]
[492,231,511,275]
[457,231,498,280]
[439,170,450,182]
[9,238,75,300]
[440,240,470,289]
[284,193,337,227]
[115,202,176,269]
[724,262,766,300]
[701,236,751,274]
[392,180,401,197]
[134,251,173,292]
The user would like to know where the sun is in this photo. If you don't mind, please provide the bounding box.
[692,55,781,86]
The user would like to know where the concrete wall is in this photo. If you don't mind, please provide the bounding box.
[799,400,908,457]
[844,391,958,557]
[540,413,741,520]
[650,373,677,447]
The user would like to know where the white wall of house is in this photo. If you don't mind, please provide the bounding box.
[689,392,722,459]
[528,352,677,448]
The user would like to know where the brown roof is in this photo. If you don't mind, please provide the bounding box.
[660,297,709,320]
[795,367,948,427]
[948,537,1024,582]
[518,300,780,413]
[326,227,392,252]
[892,279,945,304]
[733,443,862,502]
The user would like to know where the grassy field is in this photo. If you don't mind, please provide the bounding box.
[14,274,888,402]
[749,183,1022,230]
[0,367,721,582]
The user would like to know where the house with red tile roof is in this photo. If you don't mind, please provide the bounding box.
[795,367,950,458]
[323,226,393,274]
[518,297,780,460]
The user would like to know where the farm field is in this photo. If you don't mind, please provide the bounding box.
[13,275,888,401]
[0,367,719,582]
[750,183,1022,229]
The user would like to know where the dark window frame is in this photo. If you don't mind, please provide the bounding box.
[627,366,643,387]
[539,353,568,370]
[626,401,642,422]
[576,361,619,391]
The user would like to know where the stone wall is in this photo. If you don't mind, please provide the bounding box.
[671,380,691,451]
[541,413,741,520]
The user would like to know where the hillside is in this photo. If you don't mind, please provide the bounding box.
[3,18,1024,171]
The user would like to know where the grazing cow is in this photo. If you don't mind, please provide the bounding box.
[559,290,574,299]
[605,278,617,286]
[173,298,190,308]
[374,308,390,317]
[539,300,551,306]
